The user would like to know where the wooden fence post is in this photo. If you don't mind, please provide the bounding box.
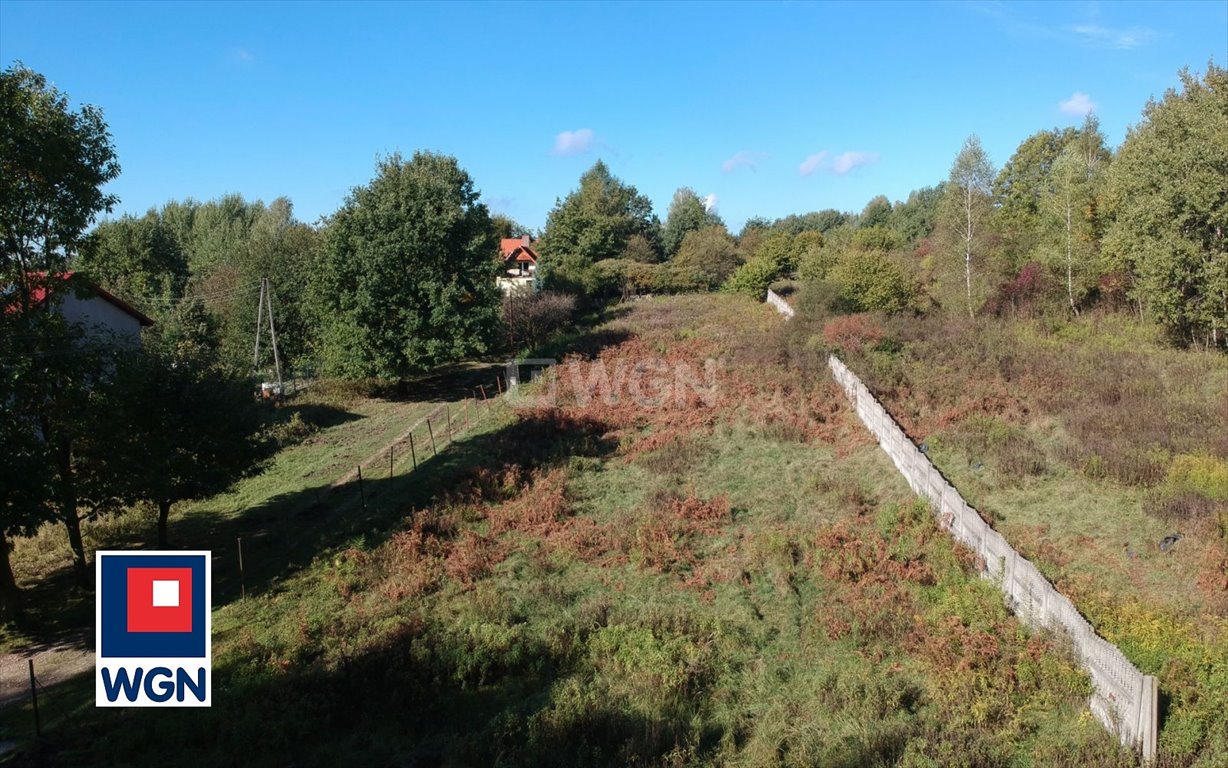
[446,404,452,442]
[389,445,394,479]
[28,659,40,737]
[237,537,246,599]
[427,420,438,457]
[409,433,418,470]
[357,466,366,512]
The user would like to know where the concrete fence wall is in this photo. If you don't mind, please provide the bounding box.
[765,288,795,319]
[826,355,1158,759]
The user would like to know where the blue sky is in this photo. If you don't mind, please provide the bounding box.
[1,1,1224,233]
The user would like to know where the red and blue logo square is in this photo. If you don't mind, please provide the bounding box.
[99,552,209,657]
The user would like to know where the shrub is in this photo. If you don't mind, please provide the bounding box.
[829,251,915,312]
[502,291,577,348]
[822,314,886,356]
[722,254,786,299]
[1165,454,1228,501]
[672,225,741,290]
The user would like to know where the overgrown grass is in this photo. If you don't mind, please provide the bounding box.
[3,295,1138,766]
[835,307,1228,766]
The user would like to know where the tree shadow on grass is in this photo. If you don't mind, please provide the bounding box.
[7,620,709,768]
[1,407,657,767]
[392,361,509,404]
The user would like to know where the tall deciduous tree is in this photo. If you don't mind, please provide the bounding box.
[315,152,500,378]
[1041,118,1109,317]
[672,225,741,290]
[1104,64,1228,349]
[859,195,893,230]
[77,212,189,314]
[661,187,720,258]
[994,127,1078,258]
[1,64,121,589]
[940,135,996,318]
[537,160,660,294]
[102,344,266,548]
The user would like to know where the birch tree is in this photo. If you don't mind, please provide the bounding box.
[940,136,996,318]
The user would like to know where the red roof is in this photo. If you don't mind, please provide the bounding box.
[18,271,154,327]
[500,237,539,265]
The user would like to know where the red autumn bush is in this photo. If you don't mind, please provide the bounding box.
[821,313,885,355]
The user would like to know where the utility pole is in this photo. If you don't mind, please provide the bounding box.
[265,278,284,400]
[252,278,285,401]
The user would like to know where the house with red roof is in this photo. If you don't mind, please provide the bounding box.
[10,272,153,345]
[498,235,538,295]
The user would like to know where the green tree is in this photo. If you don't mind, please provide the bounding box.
[238,198,320,371]
[722,255,785,299]
[772,209,847,235]
[830,252,914,313]
[102,344,266,548]
[315,152,500,378]
[890,185,944,245]
[672,225,741,290]
[76,211,189,316]
[722,232,797,298]
[661,187,720,257]
[939,135,996,318]
[1,64,122,588]
[1104,64,1228,348]
[859,195,893,229]
[1041,128,1107,316]
[537,160,660,294]
[994,127,1079,258]
[1,63,120,295]
[0,326,57,621]
[491,213,531,240]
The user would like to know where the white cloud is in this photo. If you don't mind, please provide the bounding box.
[552,128,594,157]
[831,151,880,175]
[721,150,765,173]
[1059,91,1097,117]
[1068,23,1155,49]
[798,151,828,176]
[703,193,718,213]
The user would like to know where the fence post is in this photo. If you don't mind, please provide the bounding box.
[389,445,394,479]
[28,658,40,737]
[427,420,438,457]
[479,384,488,402]
[357,466,366,512]
[496,376,503,395]
[409,433,418,470]
[446,404,452,442]
[237,537,246,599]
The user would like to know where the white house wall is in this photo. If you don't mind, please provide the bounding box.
[58,293,143,345]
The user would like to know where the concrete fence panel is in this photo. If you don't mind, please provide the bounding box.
[825,353,1158,761]
[765,288,795,319]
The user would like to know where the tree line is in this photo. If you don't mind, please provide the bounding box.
[2,60,1225,624]
[534,63,1225,351]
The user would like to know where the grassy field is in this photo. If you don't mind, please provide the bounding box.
[828,305,1228,765]
[3,295,1141,767]
[0,360,509,657]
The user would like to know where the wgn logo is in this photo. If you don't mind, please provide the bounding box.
[96,551,211,707]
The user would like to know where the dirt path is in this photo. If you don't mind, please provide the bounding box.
[0,640,93,709]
